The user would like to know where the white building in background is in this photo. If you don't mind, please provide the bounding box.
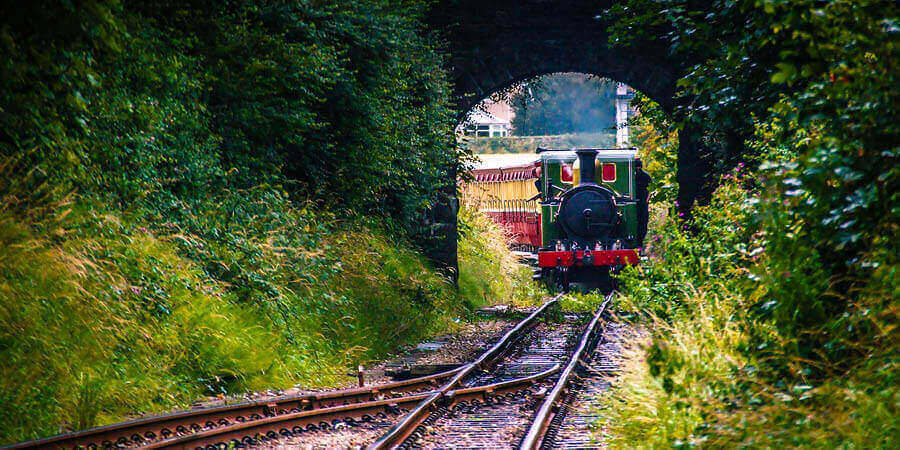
[616,83,636,147]
[467,109,511,137]
[460,97,516,137]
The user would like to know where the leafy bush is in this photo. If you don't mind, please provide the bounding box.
[597,1,898,445]
[0,1,528,443]
[0,0,462,250]
[0,199,295,441]
[602,173,898,445]
[0,180,452,441]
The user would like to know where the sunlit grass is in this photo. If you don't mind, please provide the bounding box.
[457,205,544,309]
[598,283,899,448]
[0,196,533,444]
[591,171,898,448]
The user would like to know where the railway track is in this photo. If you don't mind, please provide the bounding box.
[10,295,564,449]
[371,293,614,450]
[9,370,457,449]
[519,294,612,450]
[538,321,625,449]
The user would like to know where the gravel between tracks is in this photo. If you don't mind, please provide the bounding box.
[395,317,583,449]
[362,316,520,385]
[413,395,540,449]
[264,413,402,449]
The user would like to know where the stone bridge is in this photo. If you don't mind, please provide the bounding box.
[425,0,710,278]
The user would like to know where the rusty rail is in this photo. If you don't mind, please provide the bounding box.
[518,292,613,450]
[10,296,562,450]
[368,294,563,449]
[9,366,464,449]
[443,364,560,406]
[145,393,432,449]
[152,364,562,450]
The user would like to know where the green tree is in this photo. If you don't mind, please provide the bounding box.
[510,73,616,136]
[601,0,899,445]
[0,0,463,247]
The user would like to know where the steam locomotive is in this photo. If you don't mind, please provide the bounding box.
[462,148,649,292]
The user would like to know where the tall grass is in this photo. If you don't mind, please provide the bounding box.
[457,205,544,309]
[0,163,531,444]
[593,172,898,448]
[600,284,898,448]
[0,201,285,440]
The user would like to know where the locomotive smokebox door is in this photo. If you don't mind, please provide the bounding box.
[558,188,617,241]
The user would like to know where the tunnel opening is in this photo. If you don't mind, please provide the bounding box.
[455,72,656,293]
[422,0,721,279]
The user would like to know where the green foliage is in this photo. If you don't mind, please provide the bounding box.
[0,160,522,445]
[558,291,610,313]
[457,205,544,309]
[604,172,898,447]
[616,174,757,320]
[0,184,476,444]
[0,201,293,442]
[510,74,617,136]
[630,107,679,204]
[0,0,463,249]
[599,1,899,446]
[0,0,520,444]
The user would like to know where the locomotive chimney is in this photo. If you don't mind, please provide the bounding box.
[575,149,598,186]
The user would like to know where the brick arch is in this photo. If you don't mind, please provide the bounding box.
[429,0,681,114]
[449,48,679,119]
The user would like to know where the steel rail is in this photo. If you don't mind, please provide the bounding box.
[9,365,464,449]
[368,294,563,449]
[518,292,613,450]
[145,393,431,449]
[443,363,560,405]
[151,364,563,450]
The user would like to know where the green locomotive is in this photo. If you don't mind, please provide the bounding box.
[535,148,647,291]
[462,147,649,292]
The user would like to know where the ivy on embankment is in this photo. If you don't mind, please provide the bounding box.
[0,0,494,444]
[595,0,898,447]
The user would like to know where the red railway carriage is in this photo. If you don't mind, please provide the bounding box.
[461,155,542,249]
